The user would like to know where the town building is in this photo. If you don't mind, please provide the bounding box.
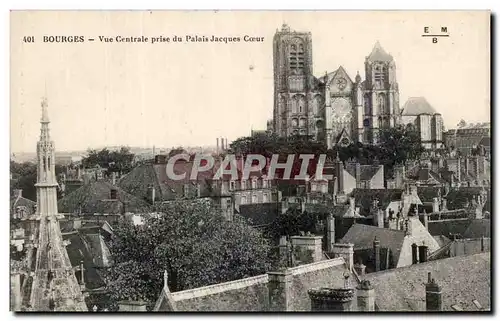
[400,97,444,149]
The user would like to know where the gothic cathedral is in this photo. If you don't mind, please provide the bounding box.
[272,24,401,148]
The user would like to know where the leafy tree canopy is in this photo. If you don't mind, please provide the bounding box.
[103,199,272,308]
[82,147,135,174]
[10,161,65,200]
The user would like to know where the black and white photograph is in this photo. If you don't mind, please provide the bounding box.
[9,10,491,312]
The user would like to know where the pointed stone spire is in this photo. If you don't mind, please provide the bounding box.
[367,41,393,62]
[355,71,362,83]
[23,95,87,311]
[41,97,49,123]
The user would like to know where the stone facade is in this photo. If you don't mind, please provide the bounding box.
[272,24,400,147]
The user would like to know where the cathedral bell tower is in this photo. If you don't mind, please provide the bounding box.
[363,41,400,144]
[272,24,316,138]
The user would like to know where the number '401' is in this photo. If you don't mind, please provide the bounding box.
[23,36,34,43]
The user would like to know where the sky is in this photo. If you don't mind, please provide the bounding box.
[10,11,490,153]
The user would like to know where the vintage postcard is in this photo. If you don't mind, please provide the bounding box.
[10,10,491,312]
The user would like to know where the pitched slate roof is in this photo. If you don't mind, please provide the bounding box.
[350,189,403,215]
[340,224,406,266]
[462,219,490,239]
[367,41,393,62]
[364,253,491,311]
[416,168,447,185]
[58,180,152,214]
[10,195,36,218]
[402,97,438,116]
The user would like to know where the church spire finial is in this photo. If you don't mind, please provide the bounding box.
[41,97,49,123]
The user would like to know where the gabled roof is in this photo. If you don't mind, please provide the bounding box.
[462,219,490,239]
[58,180,152,214]
[364,253,491,311]
[10,195,36,218]
[402,97,438,116]
[366,41,393,62]
[350,189,403,214]
[416,168,447,185]
[344,163,382,182]
[340,223,406,265]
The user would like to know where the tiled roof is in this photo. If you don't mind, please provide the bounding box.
[58,180,152,214]
[416,168,447,185]
[344,163,382,181]
[340,224,406,266]
[462,219,490,239]
[350,189,402,214]
[427,218,472,238]
[402,97,437,116]
[10,195,36,218]
[364,253,491,311]
[367,41,393,62]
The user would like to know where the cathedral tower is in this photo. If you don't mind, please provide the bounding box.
[273,24,317,138]
[26,98,87,311]
[363,42,400,144]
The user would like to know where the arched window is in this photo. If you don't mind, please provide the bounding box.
[289,40,305,74]
[378,94,387,115]
[252,194,258,203]
[292,118,298,127]
[241,195,247,204]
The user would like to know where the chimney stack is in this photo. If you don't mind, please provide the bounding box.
[418,244,428,263]
[291,235,324,263]
[336,158,345,194]
[432,197,440,213]
[422,210,429,230]
[355,163,361,185]
[216,138,220,153]
[356,280,376,311]
[148,185,156,205]
[308,287,355,311]
[278,236,289,267]
[326,214,335,252]
[268,270,293,311]
[331,244,354,272]
[425,273,443,311]
[111,172,116,185]
[411,243,418,264]
[373,237,380,272]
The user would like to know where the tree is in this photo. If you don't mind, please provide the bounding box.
[10,161,65,200]
[103,199,271,308]
[82,147,135,174]
[168,147,187,158]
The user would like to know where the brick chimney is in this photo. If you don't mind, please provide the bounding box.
[326,214,335,252]
[13,189,22,198]
[373,237,380,272]
[336,158,345,194]
[432,197,440,213]
[308,287,355,311]
[216,137,220,153]
[331,243,354,272]
[357,280,376,311]
[425,272,442,311]
[418,244,428,263]
[118,301,148,311]
[291,235,323,263]
[268,269,293,311]
[411,243,418,264]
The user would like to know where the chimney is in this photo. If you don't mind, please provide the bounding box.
[278,236,289,267]
[118,301,148,312]
[348,197,355,214]
[110,188,118,200]
[355,163,361,185]
[111,172,116,185]
[418,244,428,263]
[411,243,418,264]
[441,198,448,210]
[331,243,354,272]
[432,197,440,213]
[373,237,380,272]
[354,262,366,276]
[425,273,442,311]
[79,260,85,289]
[216,137,220,153]
[290,235,324,263]
[326,214,335,252]
[422,211,429,230]
[308,287,355,311]
[268,270,293,311]
[148,185,156,204]
[77,166,81,179]
[13,189,22,198]
[356,280,376,311]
